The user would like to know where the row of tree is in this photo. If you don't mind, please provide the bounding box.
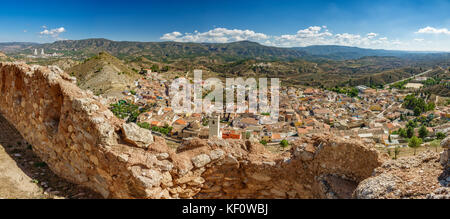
[328,86,359,97]
[403,94,435,116]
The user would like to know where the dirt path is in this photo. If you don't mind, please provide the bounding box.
[0,113,102,199]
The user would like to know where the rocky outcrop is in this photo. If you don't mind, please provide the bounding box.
[121,123,153,149]
[354,150,449,199]
[440,137,449,170]
[0,62,386,199]
[175,135,383,199]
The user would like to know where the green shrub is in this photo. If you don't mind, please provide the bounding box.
[109,100,148,123]
[280,139,289,148]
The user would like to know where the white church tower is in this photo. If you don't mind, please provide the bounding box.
[41,49,45,55]
[34,49,38,56]
[208,114,221,139]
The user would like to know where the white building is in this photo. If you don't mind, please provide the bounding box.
[404,83,424,89]
[209,114,221,139]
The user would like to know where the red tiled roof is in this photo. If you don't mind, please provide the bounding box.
[271,133,282,140]
[174,119,187,126]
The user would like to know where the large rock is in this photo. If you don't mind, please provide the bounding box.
[191,154,211,168]
[355,151,445,199]
[441,136,450,169]
[122,123,154,148]
[441,136,450,149]
[354,173,399,199]
[441,150,449,167]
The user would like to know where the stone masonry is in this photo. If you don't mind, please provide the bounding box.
[0,62,385,198]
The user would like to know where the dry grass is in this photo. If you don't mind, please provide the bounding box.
[264,144,291,154]
[380,145,444,159]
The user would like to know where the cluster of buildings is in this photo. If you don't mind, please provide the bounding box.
[27,49,61,58]
[114,70,449,148]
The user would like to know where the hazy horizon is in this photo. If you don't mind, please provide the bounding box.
[1,38,449,53]
[1,0,449,52]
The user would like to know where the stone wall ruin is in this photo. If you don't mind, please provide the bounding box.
[0,62,385,199]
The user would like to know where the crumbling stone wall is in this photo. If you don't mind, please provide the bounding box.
[0,62,384,199]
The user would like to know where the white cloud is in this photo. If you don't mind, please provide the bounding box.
[160,26,406,49]
[272,27,394,48]
[39,26,66,41]
[367,33,378,39]
[160,31,183,41]
[160,27,269,43]
[414,38,424,42]
[415,26,450,35]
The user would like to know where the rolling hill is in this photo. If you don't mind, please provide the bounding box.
[2,38,449,90]
[0,42,38,53]
[67,52,139,97]
[293,45,414,60]
[32,39,308,62]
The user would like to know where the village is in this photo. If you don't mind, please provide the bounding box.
[108,68,450,153]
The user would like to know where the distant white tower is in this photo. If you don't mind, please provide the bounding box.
[34,49,37,56]
[41,49,45,55]
[208,114,221,139]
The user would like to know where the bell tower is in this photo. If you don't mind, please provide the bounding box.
[208,114,221,139]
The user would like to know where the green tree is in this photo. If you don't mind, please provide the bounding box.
[406,120,417,128]
[398,128,407,138]
[430,140,440,152]
[406,126,414,138]
[418,125,428,139]
[109,100,147,123]
[260,140,268,146]
[436,132,446,140]
[161,66,170,72]
[426,102,435,111]
[347,87,359,97]
[394,147,401,160]
[151,64,159,72]
[400,114,406,121]
[137,122,151,130]
[408,136,422,155]
[404,94,427,115]
[245,132,251,139]
[414,106,422,116]
[280,139,289,148]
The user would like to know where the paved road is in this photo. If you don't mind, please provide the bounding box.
[377,103,397,118]
[385,69,432,88]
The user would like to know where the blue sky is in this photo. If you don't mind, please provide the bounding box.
[0,0,449,51]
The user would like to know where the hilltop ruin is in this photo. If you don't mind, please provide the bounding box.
[0,62,448,199]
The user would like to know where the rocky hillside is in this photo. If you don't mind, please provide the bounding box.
[355,137,450,199]
[34,39,308,61]
[68,52,139,97]
[50,59,80,71]
[0,52,11,62]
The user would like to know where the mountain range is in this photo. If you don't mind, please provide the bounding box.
[2,38,448,61]
[1,38,448,93]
